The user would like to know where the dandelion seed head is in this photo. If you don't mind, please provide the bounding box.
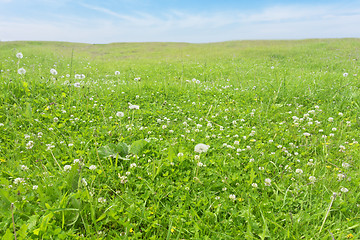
[116,112,124,117]
[309,176,316,182]
[194,143,210,153]
[50,69,58,75]
[18,68,26,75]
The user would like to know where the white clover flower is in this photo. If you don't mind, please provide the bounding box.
[50,69,58,75]
[295,169,303,174]
[73,159,80,164]
[33,185,38,190]
[115,71,120,75]
[264,178,272,186]
[303,132,311,137]
[194,143,210,153]
[18,68,26,75]
[64,165,72,171]
[126,171,131,176]
[337,173,345,180]
[342,162,350,168]
[20,165,29,171]
[328,117,334,122]
[81,178,88,186]
[340,187,349,193]
[229,194,236,201]
[129,104,140,110]
[53,117,59,122]
[26,141,34,149]
[16,52,23,59]
[251,183,258,188]
[116,112,124,117]
[118,175,128,184]
[14,178,25,184]
[74,82,81,87]
[309,176,316,182]
[46,144,55,151]
[343,73,348,77]
[98,197,106,203]
[177,152,184,157]
[194,155,200,160]
[89,165,97,171]
[130,163,137,168]
[197,162,204,167]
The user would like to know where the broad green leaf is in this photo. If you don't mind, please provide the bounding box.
[0,189,13,214]
[129,139,149,155]
[2,228,13,240]
[65,163,80,192]
[98,143,129,158]
[27,215,39,231]
[40,212,54,232]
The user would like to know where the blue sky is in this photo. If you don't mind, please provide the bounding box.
[0,0,359,43]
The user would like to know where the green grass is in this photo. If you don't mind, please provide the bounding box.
[0,39,360,239]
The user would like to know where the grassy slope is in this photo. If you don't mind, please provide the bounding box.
[1,39,360,239]
[2,38,359,61]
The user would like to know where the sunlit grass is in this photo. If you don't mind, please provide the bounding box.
[0,39,360,239]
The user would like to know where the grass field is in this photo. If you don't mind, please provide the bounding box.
[1,39,360,239]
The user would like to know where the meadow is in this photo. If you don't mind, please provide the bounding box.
[0,39,360,239]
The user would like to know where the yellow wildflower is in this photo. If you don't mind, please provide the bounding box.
[346,233,354,239]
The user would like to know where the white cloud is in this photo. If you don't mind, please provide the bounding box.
[1,2,359,43]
